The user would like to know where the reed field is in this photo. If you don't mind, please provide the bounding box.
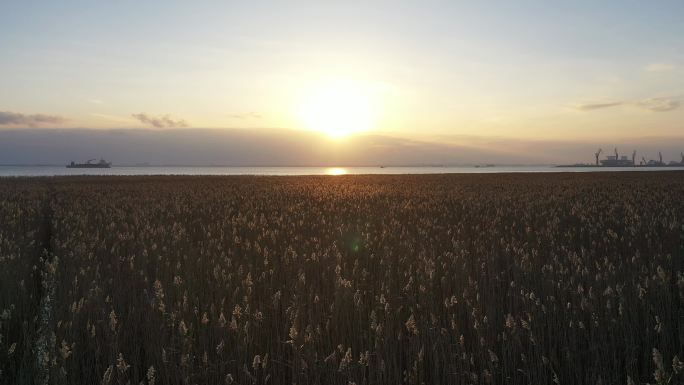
[0,173,683,385]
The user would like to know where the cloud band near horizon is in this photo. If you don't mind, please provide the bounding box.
[575,97,681,112]
[131,113,188,128]
[0,111,67,127]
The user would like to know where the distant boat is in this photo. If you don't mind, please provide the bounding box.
[67,158,111,168]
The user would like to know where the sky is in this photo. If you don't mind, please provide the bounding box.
[1,1,683,165]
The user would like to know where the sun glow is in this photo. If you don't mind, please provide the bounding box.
[326,167,347,176]
[296,78,378,139]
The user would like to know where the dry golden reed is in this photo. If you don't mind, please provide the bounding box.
[0,173,683,385]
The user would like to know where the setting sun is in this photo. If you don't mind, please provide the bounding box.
[4,3,684,385]
[296,78,378,139]
[325,167,347,175]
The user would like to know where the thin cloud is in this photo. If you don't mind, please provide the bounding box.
[0,111,67,127]
[633,98,680,112]
[226,112,263,119]
[573,97,681,112]
[131,113,188,128]
[645,63,676,72]
[574,101,623,111]
[89,112,136,124]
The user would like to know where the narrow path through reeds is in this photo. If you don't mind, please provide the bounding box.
[33,182,56,385]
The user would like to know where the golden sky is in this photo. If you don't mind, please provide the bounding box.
[1,1,683,163]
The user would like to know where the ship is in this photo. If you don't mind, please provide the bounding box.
[67,158,112,168]
[600,155,634,167]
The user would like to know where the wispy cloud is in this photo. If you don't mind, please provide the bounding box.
[645,63,676,72]
[633,98,680,111]
[131,113,188,128]
[0,111,67,127]
[226,112,263,119]
[89,112,136,124]
[574,101,623,111]
[573,97,681,112]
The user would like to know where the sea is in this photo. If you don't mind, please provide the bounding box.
[1,165,684,177]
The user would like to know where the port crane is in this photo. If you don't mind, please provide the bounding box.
[594,148,602,165]
[563,148,684,167]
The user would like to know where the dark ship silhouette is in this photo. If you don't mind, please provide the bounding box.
[67,158,111,168]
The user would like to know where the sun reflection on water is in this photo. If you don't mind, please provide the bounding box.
[326,167,347,176]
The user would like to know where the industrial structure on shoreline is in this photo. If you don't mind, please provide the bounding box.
[560,148,684,168]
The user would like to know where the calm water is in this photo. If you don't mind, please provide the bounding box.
[1,165,684,177]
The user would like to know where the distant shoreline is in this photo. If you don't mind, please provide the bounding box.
[2,165,684,178]
[0,164,552,168]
